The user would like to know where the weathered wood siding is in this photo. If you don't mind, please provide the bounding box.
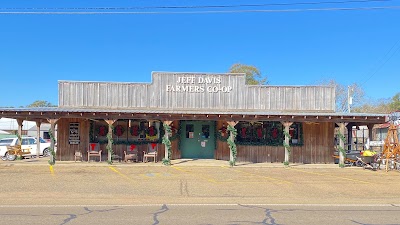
[57,118,166,162]
[59,73,335,112]
[215,122,335,163]
[170,121,181,160]
[57,119,334,163]
[57,118,90,161]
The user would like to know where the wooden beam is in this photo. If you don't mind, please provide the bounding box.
[281,121,293,163]
[35,120,41,157]
[336,122,346,167]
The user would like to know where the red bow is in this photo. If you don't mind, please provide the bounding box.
[90,143,96,151]
[130,144,136,150]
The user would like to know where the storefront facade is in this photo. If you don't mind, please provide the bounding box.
[0,72,386,163]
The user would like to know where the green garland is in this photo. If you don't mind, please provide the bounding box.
[169,127,180,141]
[224,122,304,147]
[48,128,56,165]
[162,123,172,165]
[89,121,95,142]
[337,131,347,168]
[227,125,237,167]
[106,125,114,165]
[283,129,291,166]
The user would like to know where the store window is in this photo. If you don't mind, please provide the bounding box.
[235,121,303,146]
[186,124,194,138]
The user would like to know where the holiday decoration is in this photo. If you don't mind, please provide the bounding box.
[114,125,125,137]
[146,126,158,137]
[130,125,141,136]
[97,125,107,137]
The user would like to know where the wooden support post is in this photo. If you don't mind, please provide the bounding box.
[35,120,41,158]
[105,119,116,162]
[281,121,293,163]
[336,122,346,167]
[163,121,173,160]
[227,121,238,163]
[367,124,374,143]
[16,118,24,143]
[346,123,354,151]
[47,119,59,164]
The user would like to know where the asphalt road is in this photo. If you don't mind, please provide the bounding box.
[1,161,400,224]
[2,204,400,225]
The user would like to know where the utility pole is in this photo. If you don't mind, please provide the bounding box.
[347,86,353,113]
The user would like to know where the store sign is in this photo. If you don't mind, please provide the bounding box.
[166,75,233,93]
[69,122,80,144]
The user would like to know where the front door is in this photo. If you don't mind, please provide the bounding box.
[180,121,215,159]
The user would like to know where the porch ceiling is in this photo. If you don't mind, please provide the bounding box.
[0,107,387,124]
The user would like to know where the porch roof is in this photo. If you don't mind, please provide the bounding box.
[0,107,386,124]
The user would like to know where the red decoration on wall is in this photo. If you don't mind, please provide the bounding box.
[151,143,157,149]
[149,126,155,136]
[130,125,140,136]
[114,125,124,137]
[257,128,262,138]
[241,127,247,138]
[130,144,136,150]
[98,126,107,136]
[272,128,278,139]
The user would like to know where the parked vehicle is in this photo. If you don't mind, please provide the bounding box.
[0,137,51,161]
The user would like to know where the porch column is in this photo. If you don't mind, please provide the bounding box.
[227,121,238,163]
[281,121,293,163]
[16,119,24,143]
[47,119,58,164]
[35,120,41,157]
[163,121,173,161]
[336,122,346,167]
[346,123,354,150]
[367,124,374,142]
[105,119,116,162]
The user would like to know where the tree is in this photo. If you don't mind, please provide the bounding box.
[353,98,392,113]
[389,93,400,111]
[229,63,268,85]
[317,79,364,112]
[26,100,57,108]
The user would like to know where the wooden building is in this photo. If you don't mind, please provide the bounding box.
[0,72,386,163]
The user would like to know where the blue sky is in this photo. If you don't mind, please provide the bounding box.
[0,0,399,107]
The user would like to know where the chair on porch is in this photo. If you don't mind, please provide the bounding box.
[143,143,158,163]
[87,143,102,162]
[74,151,83,162]
[124,144,138,163]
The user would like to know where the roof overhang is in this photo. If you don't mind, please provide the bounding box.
[0,107,387,124]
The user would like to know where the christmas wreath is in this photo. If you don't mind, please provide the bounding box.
[239,127,252,138]
[130,125,141,136]
[114,125,125,137]
[271,127,279,139]
[219,126,227,136]
[255,127,264,139]
[145,126,158,137]
[97,125,108,137]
